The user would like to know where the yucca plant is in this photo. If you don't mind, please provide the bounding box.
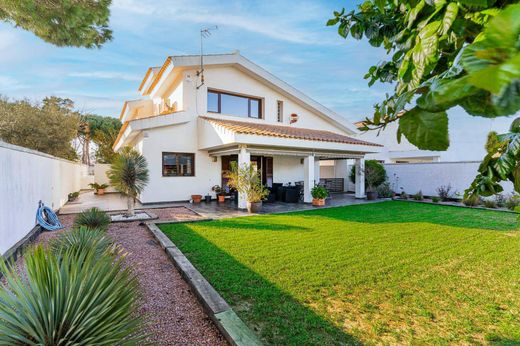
[50,226,117,260]
[74,207,111,230]
[108,146,149,216]
[0,245,145,345]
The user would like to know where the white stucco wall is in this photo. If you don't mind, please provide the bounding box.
[138,122,222,203]
[384,161,515,197]
[93,164,117,193]
[0,141,90,255]
[358,108,514,163]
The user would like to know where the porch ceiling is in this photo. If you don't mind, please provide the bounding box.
[208,145,365,159]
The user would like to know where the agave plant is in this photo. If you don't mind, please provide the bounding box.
[107,146,149,216]
[0,245,144,345]
[50,226,117,260]
[73,207,111,230]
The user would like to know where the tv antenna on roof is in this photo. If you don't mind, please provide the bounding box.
[196,25,218,89]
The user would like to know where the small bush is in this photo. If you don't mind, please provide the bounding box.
[376,182,393,198]
[0,245,144,344]
[349,160,386,190]
[505,195,520,210]
[50,227,116,260]
[74,207,111,231]
[483,200,497,208]
[413,191,424,201]
[311,186,329,199]
[68,191,80,201]
[400,191,408,199]
[436,185,453,201]
[495,194,506,208]
[463,195,480,207]
[431,196,440,203]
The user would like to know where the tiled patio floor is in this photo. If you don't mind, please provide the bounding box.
[60,190,384,218]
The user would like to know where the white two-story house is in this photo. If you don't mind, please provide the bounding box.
[113,52,381,208]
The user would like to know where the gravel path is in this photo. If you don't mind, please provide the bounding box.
[17,207,227,346]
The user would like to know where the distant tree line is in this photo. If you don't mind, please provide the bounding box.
[0,96,121,164]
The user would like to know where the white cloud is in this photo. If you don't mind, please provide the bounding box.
[67,71,141,81]
[112,0,339,45]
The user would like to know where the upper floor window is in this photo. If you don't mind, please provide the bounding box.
[277,100,283,122]
[208,90,262,119]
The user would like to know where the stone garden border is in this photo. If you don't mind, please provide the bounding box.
[145,221,263,346]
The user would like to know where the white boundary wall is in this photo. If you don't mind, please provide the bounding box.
[0,141,91,255]
[384,161,515,197]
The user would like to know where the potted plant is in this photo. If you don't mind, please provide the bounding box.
[191,194,202,203]
[225,162,268,213]
[204,194,211,203]
[311,186,328,206]
[350,160,386,200]
[89,183,109,195]
[212,185,226,203]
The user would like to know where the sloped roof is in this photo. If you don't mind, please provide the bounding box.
[201,117,381,147]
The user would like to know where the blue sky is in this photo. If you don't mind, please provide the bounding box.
[0,0,393,121]
[0,0,513,145]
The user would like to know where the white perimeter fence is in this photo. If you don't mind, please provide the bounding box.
[383,161,515,197]
[0,141,92,255]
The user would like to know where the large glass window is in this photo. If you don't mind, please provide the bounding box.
[207,90,262,119]
[162,152,194,176]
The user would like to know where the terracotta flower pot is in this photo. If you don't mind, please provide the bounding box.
[97,189,105,196]
[218,195,225,203]
[247,201,262,213]
[191,194,202,203]
[312,198,325,207]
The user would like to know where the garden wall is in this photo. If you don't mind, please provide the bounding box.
[93,163,117,193]
[0,141,91,255]
[384,161,515,197]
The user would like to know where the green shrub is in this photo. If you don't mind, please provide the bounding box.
[413,191,424,201]
[376,182,393,198]
[74,207,111,231]
[431,196,440,203]
[505,195,520,210]
[89,182,109,190]
[349,160,386,190]
[495,194,506,208]
[436,185,453,201]
[463,195,480,207]
[483,200,497,208]
[0,245,144,344]
[400,191,408,200]
[50,226,116,260]
[311,186,329,199]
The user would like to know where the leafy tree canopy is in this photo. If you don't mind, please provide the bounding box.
[0,0,112,48]
[329,1,520,194]
[79,114,121,164]
[0,96,80,160]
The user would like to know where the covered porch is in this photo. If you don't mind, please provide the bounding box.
[198,115,381,209]
[208,144,370,209]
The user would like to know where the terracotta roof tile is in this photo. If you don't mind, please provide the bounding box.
[201,116,382,147]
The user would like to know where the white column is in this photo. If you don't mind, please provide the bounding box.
[355,157,365,199]
[303,155,315,203]
[314,159,320,185]
[237,146,250,209]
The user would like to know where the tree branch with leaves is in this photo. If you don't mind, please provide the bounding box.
[329,1,520,194]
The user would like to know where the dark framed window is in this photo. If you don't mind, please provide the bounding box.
[162,152,195,176]
[207,90,262,119]
[277,100,283,122]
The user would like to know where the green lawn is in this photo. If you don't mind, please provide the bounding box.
[160,201,520,345]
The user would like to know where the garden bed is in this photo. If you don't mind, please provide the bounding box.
[159,201,519,345]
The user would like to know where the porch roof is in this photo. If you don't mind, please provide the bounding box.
[200,117,381,147]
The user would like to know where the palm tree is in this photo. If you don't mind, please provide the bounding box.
[107,147,149,216]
